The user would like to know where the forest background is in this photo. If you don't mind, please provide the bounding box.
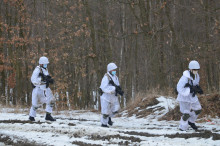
[0,0,219,110]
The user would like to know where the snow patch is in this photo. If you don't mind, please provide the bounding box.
[0,97,219,145]
[147,96,178,116]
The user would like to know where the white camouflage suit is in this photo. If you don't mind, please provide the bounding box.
[177,70,202,130]
[29,66,55,117]
[100,63,120,125]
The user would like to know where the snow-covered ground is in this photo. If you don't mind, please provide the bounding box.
[0,96,220,146]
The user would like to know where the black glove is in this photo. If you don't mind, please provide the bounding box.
[195,85,203,94]
[191,85,204,97]
[45,75,54,83]
[184,83,191,88]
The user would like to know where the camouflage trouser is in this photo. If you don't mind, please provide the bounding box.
[179,100,202,130]
[100,96,120,125]
[29,87,55,117]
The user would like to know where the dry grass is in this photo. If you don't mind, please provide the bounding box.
[119,92,160,118]
[119,89,220,121]
[159,93,220,121]
[119,87,176,118]
[0,104,29,114]
[158,105,181,121]
[0,102,98,117]
[199,94,220,118]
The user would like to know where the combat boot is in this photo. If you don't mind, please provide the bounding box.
[188,121,198,130]
[45,113,56,121]
[108,117,113,126]
[29,116,35,121]
[101,124,109,128]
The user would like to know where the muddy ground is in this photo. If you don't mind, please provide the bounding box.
[0,119,220,146]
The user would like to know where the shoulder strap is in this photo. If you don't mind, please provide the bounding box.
[105,73,111,81]
[188,78,193,86]
[105,73,118,86]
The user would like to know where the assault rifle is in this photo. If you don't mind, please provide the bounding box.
[184,83,203,97]
[39,73,54,88]
[109,80,124,96]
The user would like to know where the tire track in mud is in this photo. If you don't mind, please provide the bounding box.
[120,130,220,140]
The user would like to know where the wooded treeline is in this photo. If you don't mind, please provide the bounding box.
[0,0,219,109]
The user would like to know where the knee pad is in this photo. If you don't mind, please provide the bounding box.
[103,114,109,119]
[182,113,190,121]
[50,100,56,107]
[195,110,201,115]
[113,111,118,115]
[50,103,55,108]
[32,105,39,111]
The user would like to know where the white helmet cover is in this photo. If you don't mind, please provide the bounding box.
[188,60,200,70]
[107,63,117,72]
[39,56,49,64]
